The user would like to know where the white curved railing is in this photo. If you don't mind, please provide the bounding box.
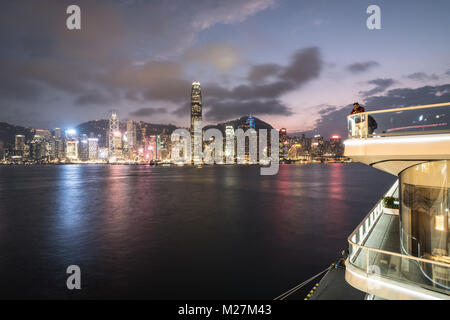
[347,102,450,139]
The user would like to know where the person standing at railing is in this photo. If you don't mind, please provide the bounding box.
[349,103,366,137]
[349,103,378,136]
[350,102,365,115]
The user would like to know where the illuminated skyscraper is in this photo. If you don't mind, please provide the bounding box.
[190,82,202,133]
[88,138,98,160]
[190,82,202,163]
[52,128,63,160]
[109,111,119,159]
[29,135,47,161]
[310,134,324,156]
[126,120,137,150]
[66,139,78,160]
[329,135,342,157]
[15,135,25,152]
[145,136,157,161]
[79,136,89,161]
[114,131,123,157]
[54,128,62,139]
[225,126,235,163]
[279,128,288,160]
[55,139,64,160]
[156,135,162,160]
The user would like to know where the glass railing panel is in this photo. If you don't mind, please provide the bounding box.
[348,114,367,138]
[371,251,450,296]
[347,177,449,297]
[368,105,450,137]
[349,243,368,271]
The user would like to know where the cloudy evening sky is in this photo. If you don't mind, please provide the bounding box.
[1,0,449,137]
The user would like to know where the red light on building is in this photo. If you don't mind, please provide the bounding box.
[280,128,287,134]
[331,135,340,140]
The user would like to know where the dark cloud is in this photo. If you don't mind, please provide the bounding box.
[204,99,293,122]
[228,81,295,100]
[0,0,276,126]
[313,104,351,138]
[74,90,115,106]
[359,78,395,97]
[172,102,191,118]
[142,78,192,103]
[189,47,322,121]
[206,47,322,100]
[406,72,439,81]
[0,57,86,102]
[346,61,380,74]
[0,0,274,62]
[247,63,282,84]
[364,84,450,108]
[318,105,337,114]
[168,47,322,122]
[190,0,275,31]
[280,47,322,83]
[0,77,41,101]
[129,108,168,117]
[86,60,192,104]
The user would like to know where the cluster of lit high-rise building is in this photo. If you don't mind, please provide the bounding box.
[280,133,344,161]
[1,114,171,164]
[186,81,343,163]
[0,81,343,164]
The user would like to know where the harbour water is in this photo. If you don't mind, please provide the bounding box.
[0,163,395,299]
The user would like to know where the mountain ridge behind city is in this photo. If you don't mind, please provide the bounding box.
[0,115,276,148]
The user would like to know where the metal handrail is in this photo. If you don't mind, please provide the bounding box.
[347,102,450,117]
[349,181,397,240]
[367,129,450,138]
[348,237,450,269]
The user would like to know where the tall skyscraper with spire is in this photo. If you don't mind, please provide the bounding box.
[190,81,202,132]
[108,111,119,159]
[190,82,203,163]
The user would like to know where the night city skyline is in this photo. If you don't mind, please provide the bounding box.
[1,0,450,139]
[0,0,449,306]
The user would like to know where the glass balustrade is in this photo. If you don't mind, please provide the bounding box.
[347,180,450,296]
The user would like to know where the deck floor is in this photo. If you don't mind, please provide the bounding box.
[311,211,448,299]
[350,212,447,295]
[309,263,366,300]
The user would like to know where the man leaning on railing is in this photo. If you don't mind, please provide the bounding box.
[349,102,377,137]
[350,102,365,115]
[349,102,366,137]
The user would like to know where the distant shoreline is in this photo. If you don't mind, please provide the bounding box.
[0,160,352,166]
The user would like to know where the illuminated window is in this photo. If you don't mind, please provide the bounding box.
[435,215,445,231]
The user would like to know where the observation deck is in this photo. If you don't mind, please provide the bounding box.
[344,102,450,175]
[343,103,450,300]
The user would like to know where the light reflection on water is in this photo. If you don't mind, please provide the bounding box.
[0,163,395,299]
